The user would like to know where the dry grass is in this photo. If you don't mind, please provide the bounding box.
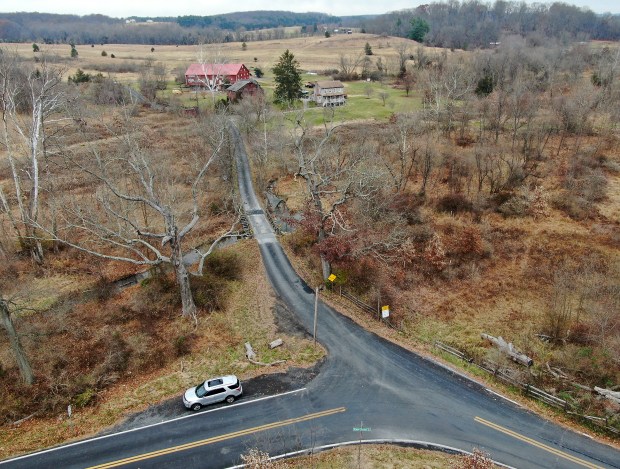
[6,34,455,84]
[258,444,494,468]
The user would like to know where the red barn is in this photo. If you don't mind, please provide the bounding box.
[226,78,263,102]
[185,63,251,88]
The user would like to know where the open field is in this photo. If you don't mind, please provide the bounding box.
[8,33,451,81]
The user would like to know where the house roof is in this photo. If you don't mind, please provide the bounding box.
[185,63,247,76]
[227,78,260,92]
[316,80,344,88]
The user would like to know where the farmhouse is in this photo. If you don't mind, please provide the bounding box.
[226,78,263,102]
[313,80,346,107]
[185,63,252,88]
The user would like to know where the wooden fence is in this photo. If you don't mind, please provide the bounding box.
[433,341,619,436]
[339,288,376,316]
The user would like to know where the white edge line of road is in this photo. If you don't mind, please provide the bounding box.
[226,439,517,469]
[485,388,524,408]
[0,387,307,465]
[428,359,524,410]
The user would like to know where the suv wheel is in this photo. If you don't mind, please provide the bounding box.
[225,395,235,404]
[191,403,202,411]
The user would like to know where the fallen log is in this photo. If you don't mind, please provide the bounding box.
[244,342,257,361]
[248,358,286,367]
[481,333,533,367]
[594,387,620,405]
[12,412,37,426]
[269,338,283,349]
[245,342,286,367]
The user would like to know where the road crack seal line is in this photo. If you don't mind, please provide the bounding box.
[87,407,346,469]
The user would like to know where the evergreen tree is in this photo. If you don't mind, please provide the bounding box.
[32,43,39,52]
[272,49,302,104]
[70,43,78,58]
[364,42,373,55]
[409,17,429,42]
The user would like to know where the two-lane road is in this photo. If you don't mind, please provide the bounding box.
[2,124,618,469]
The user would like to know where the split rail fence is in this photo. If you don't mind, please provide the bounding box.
[434,340,619,436]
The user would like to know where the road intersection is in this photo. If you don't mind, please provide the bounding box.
[1,124,618,469]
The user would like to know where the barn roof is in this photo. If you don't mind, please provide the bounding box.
[227,78,260,92]
[316,80,344,88]
[185,63,247,76]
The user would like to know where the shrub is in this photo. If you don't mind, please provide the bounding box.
[436,193,473,214]
[174,334,196,357]
[202,250,242,281]
[453,448,495,469]
[101,50,107,56]
[389,192,426,225]
[133,272,180,317]
[92,276,115,303]
[497,194,530,217]
[190,273,229,312]
[331,71,359,81]
[74,387,97,408]
[551,192,592,220]
[286,230,316,255]
[68,68,91,84]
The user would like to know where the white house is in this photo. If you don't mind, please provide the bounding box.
[313,80,346,107]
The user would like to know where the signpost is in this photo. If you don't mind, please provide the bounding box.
[354,421,371,468]
[314,275,337,348]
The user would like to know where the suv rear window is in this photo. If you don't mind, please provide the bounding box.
[228,380,240,389]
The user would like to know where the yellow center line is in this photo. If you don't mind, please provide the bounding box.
[474,416,603,469]
[87,407,346,469]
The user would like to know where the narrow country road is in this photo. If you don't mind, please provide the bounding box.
[1,123,618,469]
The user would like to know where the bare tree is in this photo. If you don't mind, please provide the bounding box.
[422,61,474,133]
[338,52,365,77]
[401,71,416,96]
[0,292,34,385]
[394,41,411,77]
[0,50,66,264]
[195,45,229,103]
[418,134,439,195]
[380,113,421,192]
[33,110,229,319]
[378,91,389,106]
[291,112,381,279]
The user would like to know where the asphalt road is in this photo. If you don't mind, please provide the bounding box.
[2,124,619,469]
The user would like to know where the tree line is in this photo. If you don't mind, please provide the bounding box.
[360,1,620,48]
[2,4,618,47]
[0,11,339,45]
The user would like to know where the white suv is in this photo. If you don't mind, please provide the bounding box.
[183,375,242,411]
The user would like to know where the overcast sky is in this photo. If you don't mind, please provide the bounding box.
[4,0,620,17]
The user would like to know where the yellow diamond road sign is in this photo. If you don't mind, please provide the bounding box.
[327,274,337,282]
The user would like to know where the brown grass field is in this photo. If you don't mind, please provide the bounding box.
[7,33,453,83]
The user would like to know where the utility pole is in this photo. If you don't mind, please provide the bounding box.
[313,286,320,348]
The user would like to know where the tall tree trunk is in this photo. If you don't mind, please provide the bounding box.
[0,298,34,385]
[176,258,196,319]
[318,226,331,280]
[168,224,197,318]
